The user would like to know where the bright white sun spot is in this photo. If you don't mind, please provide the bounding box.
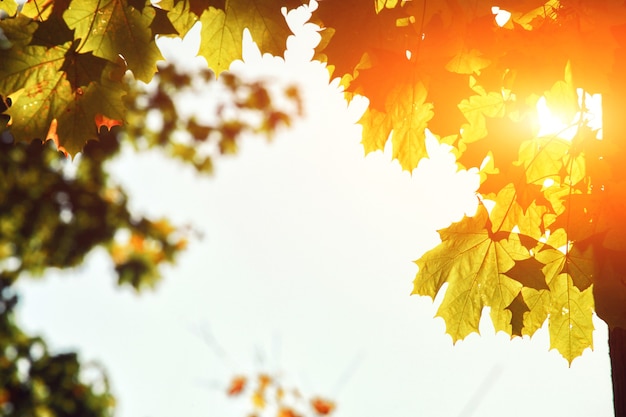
[542,178,555,188]
[491,6,512,27]
[536,97,578,140]
[480,198,496,214]
[535,90,603,141]
[406,49,412,60]
[557,241,572,255]
[578,88,603,139]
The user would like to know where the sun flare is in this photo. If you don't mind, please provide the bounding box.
[535,89,603,141]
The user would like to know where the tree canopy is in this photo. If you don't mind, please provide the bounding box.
[1,0,626,414]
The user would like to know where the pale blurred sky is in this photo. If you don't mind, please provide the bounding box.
[15,3,614,417]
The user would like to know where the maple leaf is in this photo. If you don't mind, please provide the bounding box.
[313,0,413,77]
[413,204,528,340]
[535,229,595,292]
[359,107,392,155]
[488,183,546,239]
[505,292,530,337]
[355,64,435,171]
[63,0,163,82]
[505,257,549,291]
[0,0,18,16]
[547,273,594,364]
[457,77,506,144]
[150,5,179,36]
[199,0,303,76]
[386,82,434,171]
[0,16,125,154]
[519,286,551,336]
[178,0,226,16]
[162,0,200,38]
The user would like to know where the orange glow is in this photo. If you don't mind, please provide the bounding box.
[535,90,602,141]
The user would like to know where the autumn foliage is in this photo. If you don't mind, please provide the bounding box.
[225,372,336,417]
[2,0,626,414]
[309,0,626,364]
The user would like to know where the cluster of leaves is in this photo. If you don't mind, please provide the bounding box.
[226,371,335,417]
[0,128,185,290]
[3,0,625,414]
[311,0,626,362]
[0,276,114,416]
[0,0,302,155]
[124,62,300,174]
[0,0,304,414]
[0,129,185,414]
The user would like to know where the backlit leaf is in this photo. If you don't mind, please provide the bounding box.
[387,82,434,171]
[547,273,594,364]
[199,0,300,75]
[413,205,527,340]
[0,16,125,154]
[63,0,163,82]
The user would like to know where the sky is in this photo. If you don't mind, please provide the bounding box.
[14,2,615,417]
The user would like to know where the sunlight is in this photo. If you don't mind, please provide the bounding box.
[491,6,512,27]
[535,89,603,141]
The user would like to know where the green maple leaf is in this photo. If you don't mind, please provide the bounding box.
[413,205,527,340]
[63,0,163,82]
[0,16,125,155]
[199,0,299,75]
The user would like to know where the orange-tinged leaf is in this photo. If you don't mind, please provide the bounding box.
[257,373,271,391]
[445,48,491,75]
[458,78,506,143]
[277,408,302,417]
[311,397,335,415]
[45,118,69,157]
[227,376,246,396]
[95,113,123,131]
[388,82,434,171]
